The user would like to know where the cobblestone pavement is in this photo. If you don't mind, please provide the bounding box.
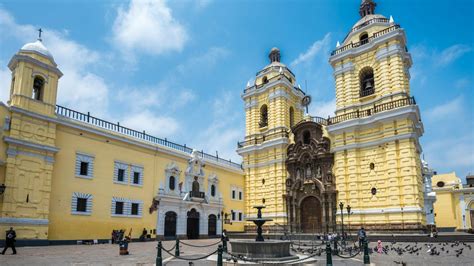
[0,239,473,265]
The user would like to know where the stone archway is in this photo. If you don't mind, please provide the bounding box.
[187,208,200,239]
[164,211,177,238]
[300,196,322,233]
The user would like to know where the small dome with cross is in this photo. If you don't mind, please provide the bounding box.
[21,40,54,61]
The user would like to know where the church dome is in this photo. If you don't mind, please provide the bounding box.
[352,14,387,29]
[20,40,54,61]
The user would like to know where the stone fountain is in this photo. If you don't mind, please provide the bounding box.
[228,205,299,261]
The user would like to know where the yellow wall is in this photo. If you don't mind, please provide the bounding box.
[432,173,474,231]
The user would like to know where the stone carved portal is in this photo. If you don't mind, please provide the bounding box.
[285,121,336,233]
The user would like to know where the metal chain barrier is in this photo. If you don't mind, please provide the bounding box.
[179,239,222,248]
[161,245,219,261]
[161,243,177,253]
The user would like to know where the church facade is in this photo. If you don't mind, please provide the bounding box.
[1,0,444,244]
[0,41,245,244]
[239,0,428,233]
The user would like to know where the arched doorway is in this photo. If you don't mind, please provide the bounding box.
[164,211,177,238]
[208,214,217,236]
[187,208,200,239]
[300,196,322,233]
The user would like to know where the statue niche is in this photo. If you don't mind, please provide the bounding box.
[285,121,336,233]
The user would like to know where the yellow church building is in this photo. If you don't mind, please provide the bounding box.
[432,173,474,232]
[0,39,246,244]
[1,0,466,245]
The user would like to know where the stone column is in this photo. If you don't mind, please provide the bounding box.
[200,211,208,237]
[321,194,327,233]
[156,210,165,236]
[177,208,187,238]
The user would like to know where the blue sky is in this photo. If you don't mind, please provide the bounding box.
[0,0,472,180]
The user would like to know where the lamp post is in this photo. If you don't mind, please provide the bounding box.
[339,202,344,239]
[219,211,224,235]
[346,205,351,237]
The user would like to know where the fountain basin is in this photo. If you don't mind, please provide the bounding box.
[229,239,298,260]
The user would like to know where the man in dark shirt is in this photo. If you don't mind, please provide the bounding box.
[1,227,17,255]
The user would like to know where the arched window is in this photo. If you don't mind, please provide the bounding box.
[359,32,369,45]
[359,67,375,97]
[289,107,294,127]
[262,76,268,84]
[32,76,45,101]
[169,176,176,190]
[303,130,311,145]
[259,104,268,128]
[211,184,216,197]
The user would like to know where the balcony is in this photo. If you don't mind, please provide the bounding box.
[360,87,375,98]
[331,24,400,56]
[190,191,205,198]
[328,96,416,125]
[238,128,288,148]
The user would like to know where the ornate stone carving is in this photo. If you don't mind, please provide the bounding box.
[285,121,336,233]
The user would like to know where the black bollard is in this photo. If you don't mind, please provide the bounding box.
[217,244,223,266]
[175,238,180,257]
[363,239,370,265]
[326,242,333,266]
[156,241,162,266]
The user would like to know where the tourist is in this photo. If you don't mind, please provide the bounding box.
[222,229,228,242]
[1,227,17,255]
[140,228,147,241]
[358,227,366,249]
[377,240,383,254]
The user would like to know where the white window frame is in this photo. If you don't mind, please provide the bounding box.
[231,185,243,201]
[131,165,144,187]
[111,197,143,218]
[71,192,93,215]
[231,210,244,222]
[114,161,129,185]
[75,152,94,179]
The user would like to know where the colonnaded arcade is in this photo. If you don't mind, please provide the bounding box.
[0,0,472,245]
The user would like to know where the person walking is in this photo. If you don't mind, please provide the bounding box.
[358,227,366,250]
[1,227,17,255]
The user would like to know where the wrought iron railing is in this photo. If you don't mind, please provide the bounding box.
[360,87,375,97]
[55,105,243,169]
[237,128,289,148]
[349,17,389,35]
[331,24,400,56]
[189,191,205,198]
[328,96,416,125]
[244,71,305,95]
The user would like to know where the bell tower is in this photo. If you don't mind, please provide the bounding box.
[0,34,61,243]
[237,48,305,228]
[327,0,426,231]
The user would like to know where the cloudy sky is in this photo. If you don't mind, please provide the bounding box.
[0,0,472,180]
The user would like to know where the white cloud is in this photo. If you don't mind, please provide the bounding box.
[120,110,179,137]
[291,33,331,67]
[436,44,471,66]
[194,91,244,162]
[425,96,464,121]
[176,47,229,74]
[424,134,474,174]
[309,98,336,118]
[112,0,188,59]
[0,63,11,104]
[0,8,109,116]
[411,43,471,67]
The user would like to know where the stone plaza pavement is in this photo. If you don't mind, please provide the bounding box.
[0,239,473,265]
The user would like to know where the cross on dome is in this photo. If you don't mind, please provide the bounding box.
[38,28,43,42]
